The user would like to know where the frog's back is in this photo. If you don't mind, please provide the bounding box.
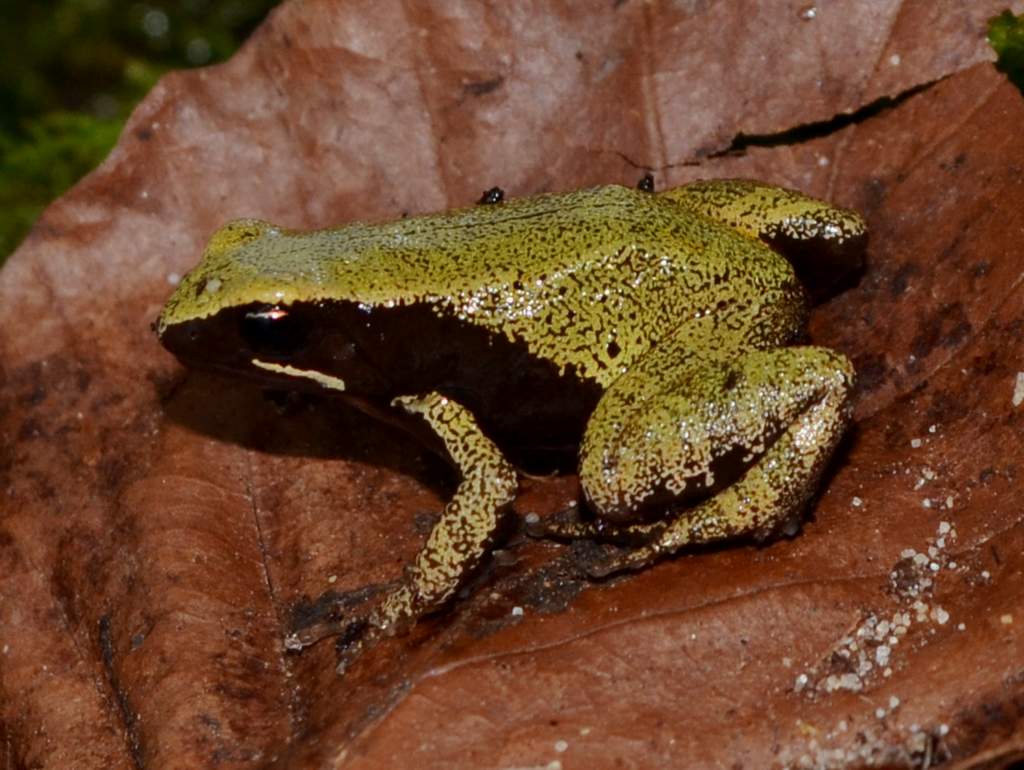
[334,184,804,383]
[182,185,803,385]
[239,185,793,296]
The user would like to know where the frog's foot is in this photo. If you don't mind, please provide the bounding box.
[287,617,356,653]
[577,344,854,578]
[333,617,374,674]
[523,505,587,539]
[333,392,517,674]
[333,586,416,674]
[284,582,388,652]
[285,584,419,674]
[578,468,809,579]
[525,507,665,547]
[563,538,644,579]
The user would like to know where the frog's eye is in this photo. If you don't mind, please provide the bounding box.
[241,305,308,358]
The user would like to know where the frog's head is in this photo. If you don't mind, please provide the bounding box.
[157,219,300,371]
[156,219,389,395]
[157,219,299,332]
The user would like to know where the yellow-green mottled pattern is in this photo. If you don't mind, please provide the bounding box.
[577,315,851,515]
[158,179,866,670]
[159,184,851,386]
[661,178,866,244]
[579,348,854,577]
[338,392,516,672]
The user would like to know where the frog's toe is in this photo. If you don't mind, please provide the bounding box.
[284,581,390,651]
[767,511,804,540]
[567,539,652,578]
[291,583,413,675]
[334,617,376,675]
[527,509,667,552]
[523,506,589,539]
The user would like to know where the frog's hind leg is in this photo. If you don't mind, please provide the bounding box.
[337,391,517,671]
[575,334,854,578]
[659,179,867,301]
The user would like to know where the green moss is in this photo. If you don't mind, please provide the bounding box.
[0,113,122,255]
[0,0,280,262]
[989,10,1024,92]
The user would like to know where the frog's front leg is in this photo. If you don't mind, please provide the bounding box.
[339,391,517,671]
[569,334,854,577]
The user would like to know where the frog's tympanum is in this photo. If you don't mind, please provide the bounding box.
[157,179,865,670]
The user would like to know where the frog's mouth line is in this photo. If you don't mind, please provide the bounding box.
[250,358,347,392]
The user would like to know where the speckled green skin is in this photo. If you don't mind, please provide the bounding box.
[157,179,865,669]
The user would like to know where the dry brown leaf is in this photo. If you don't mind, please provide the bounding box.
[2,2,1024,768]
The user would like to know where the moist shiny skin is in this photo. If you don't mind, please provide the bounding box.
[159,185,810,379]
[157,179,866,669]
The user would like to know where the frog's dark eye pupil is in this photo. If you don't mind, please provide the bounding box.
[241,305,308,358]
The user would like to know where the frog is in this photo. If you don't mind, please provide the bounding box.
[156,177,865,671]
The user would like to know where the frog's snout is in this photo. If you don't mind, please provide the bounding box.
[157,316,202,361]
[158,314,248,371]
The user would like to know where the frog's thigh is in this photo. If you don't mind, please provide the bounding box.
[579,345,853,576]
[660,179,866,298]
[371,392,517,635]
[659,178,866,246]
